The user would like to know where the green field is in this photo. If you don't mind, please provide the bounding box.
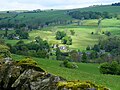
[1,18,120,50]
[12,54,120,90]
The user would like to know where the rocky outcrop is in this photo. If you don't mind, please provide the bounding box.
[0,58,65,90]
[0,58,109,90]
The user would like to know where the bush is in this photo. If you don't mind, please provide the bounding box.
[82,52,87,63]
[105,31,111,36]
[60,60,78,69]
[55,31,66,40]
[62,36,72,45]
[100,61,120,75]
[57,81,109,90]
[86,46,91,50]
[91,32,94,35]
[70,30,75,35]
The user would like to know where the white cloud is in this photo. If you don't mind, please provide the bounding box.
[0,0,119,11]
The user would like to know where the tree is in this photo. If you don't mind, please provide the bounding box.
[35,36,42,43]
[98,36,120,55]
[6,11,9,13]
[4,28,8,37]
[70,30,75,35]
[56,47,61,60]
[10,37,50,58]
[69,50,80,62]
[56,31,66,40]
[112,2,120,6]
[89,51,97,59]
[0,39,5,44]
[91,32,94,35]
[21,32,29,39]
[92,44,100,52]
[86,46,91,50]
[7,33,15,39]
[105,31,111,36]
[62,36,72,45]
[82,52,87,63]
[36,49,48,58]
[15,29,29,39]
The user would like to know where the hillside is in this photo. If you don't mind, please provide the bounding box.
[0,5,120,29]
[0,3,120,90]
[76,5,120,14]
[3,19,120,50]
[12,54,120,90]
[0,10,73,28]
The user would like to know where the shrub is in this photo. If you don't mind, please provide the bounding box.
[57,81,109,90]
[82,52,87,63]
[91,32,94,35]
[86,46,91,50]
[70,30,75,35]
[100,61,120,75]
[61,36,72,45]
[55,31,66,40]
[60,60,78,69]
[105,31,111,36]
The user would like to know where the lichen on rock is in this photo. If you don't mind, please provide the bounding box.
[0,58,65,90]
[0,57,109,90]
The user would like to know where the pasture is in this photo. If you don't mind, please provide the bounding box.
[1,18,120,50]
[28,18,120,50]
[12,54,120,90]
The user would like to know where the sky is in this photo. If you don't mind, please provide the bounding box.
[0,0,119,11]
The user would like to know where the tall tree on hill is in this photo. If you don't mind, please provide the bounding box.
[70,50,80,62]
[4,28,8,37]
[82,52,87,63]
[56,47,61,60]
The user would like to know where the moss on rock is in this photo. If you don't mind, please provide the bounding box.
[57,81,109,90]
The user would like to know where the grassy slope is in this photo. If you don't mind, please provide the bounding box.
[12,54,120,90]
[0,10,73,24]
[0,13,16,19]
[1,5,120,25]
[77,5,120,13]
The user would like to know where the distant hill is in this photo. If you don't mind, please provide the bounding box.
[0,10,73,29]
[76,5,120,14]
[0,5,120,29]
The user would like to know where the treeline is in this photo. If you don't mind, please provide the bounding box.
[0,19,71,30]
[112,2,120,6]
[0,27,29,40]
[7,37,50,58]
[68,11,113,19]
[87,36,120,63]
[98,36,120,56]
